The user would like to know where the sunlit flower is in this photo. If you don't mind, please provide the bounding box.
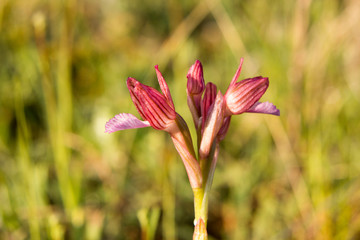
[106,58,280,240]
[105,65,177,133]
[224,59,280,117]
[105,65,202,188]
[224,76,269,115]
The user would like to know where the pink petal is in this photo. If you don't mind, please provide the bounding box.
[224,76,269,116]
[127,77,176,130]
[201,82,217,130]
[246,101,280,116]
[155,65,175,109]
[229,58,244,86]
[199,91,224,158]
[217,116,231,141]
[105,113,150,133]
[187,60,205,95]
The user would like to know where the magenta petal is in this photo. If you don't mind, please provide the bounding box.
[229,58,244,86]
[246,101,280,116]
[155,65,175,109]
[105,113,150,133]
[187,60,205,95]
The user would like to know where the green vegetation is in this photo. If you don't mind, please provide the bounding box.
[1,0,359,239]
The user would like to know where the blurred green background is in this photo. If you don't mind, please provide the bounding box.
[1,0,360,239]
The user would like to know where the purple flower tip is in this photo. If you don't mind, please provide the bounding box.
[105,113,150,133]
[246,101,280,116]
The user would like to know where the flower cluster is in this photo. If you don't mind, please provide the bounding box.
[105,58,279,239]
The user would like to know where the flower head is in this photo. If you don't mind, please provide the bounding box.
[106,58,280,240]
[224,76,269,116]
[223,59,280,117]
[105,66,176,133]
[105,65,202,189]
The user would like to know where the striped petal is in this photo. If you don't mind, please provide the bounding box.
[155,65,175,109]
[224,76,269,116]
[229,58,244,86]
[127,77,176,130]
[187,60,205,95]
[201,82,217,131]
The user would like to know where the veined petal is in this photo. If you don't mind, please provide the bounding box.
[155,65,174,109]
[127,77,176,130]
[105,113,150,133]
[136,86,176,130]
[224,76,269,116]
[229,58,244,86]
[187,60,205,95]
[201,82,217,132]
[246,101,280,116]
[127,78,148,120]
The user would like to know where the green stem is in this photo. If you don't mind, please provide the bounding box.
[194,141,220,227]
[201,142,219,219]
[193,187,205,225]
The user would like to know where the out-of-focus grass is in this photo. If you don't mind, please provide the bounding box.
[1,0,360,239]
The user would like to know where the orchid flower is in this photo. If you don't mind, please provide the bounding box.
[106,58,279,240]
[224,58,280,117]
[105,66,202,189]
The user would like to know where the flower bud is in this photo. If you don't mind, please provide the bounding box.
[187,60,205,95]
[187,60,205,129]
